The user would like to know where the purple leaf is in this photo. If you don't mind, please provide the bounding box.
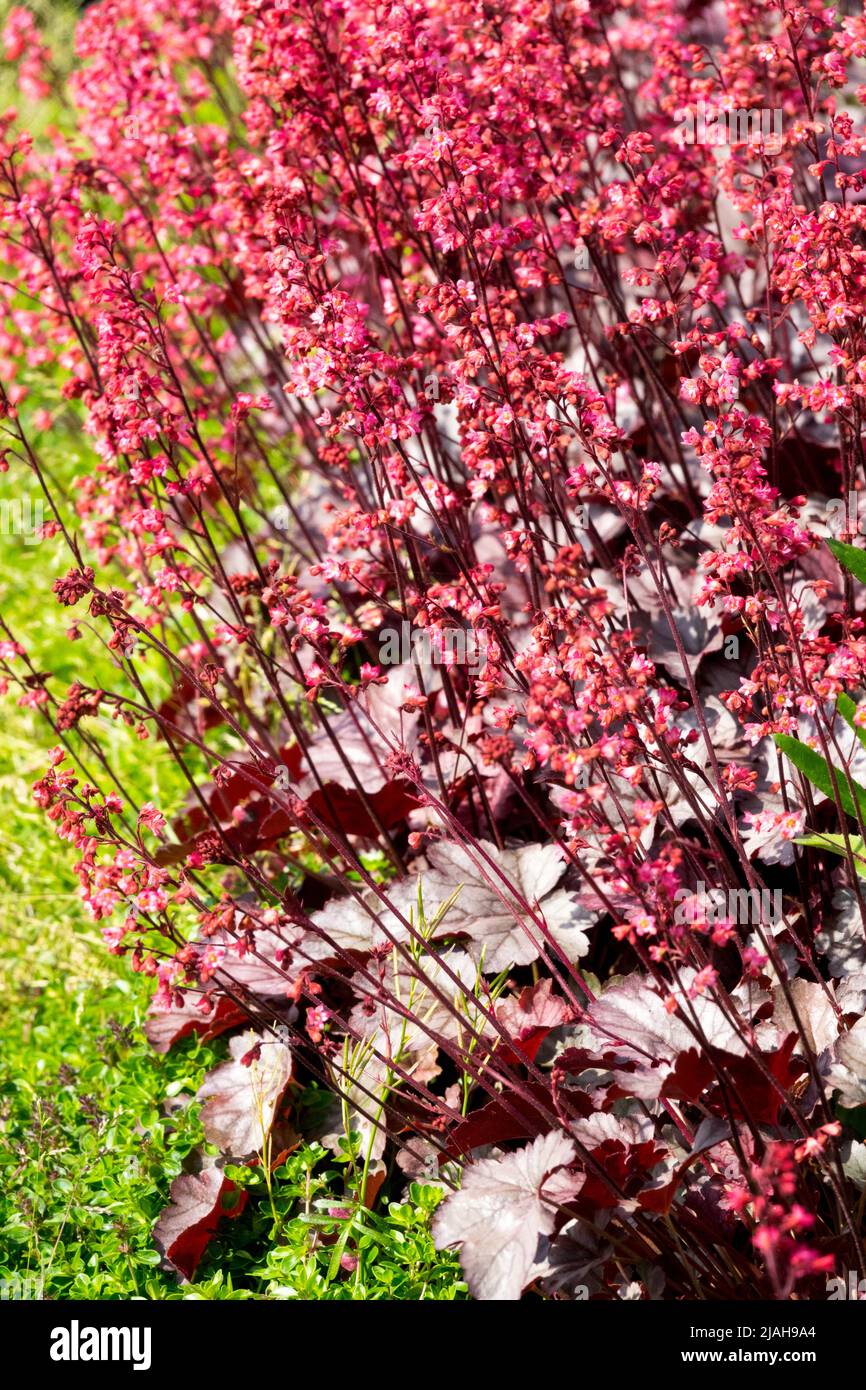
[197,1029,293,1159]
[432,1130,581,1299]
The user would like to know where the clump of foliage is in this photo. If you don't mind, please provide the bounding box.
[0,994,463,1299]
[3,0,866,1302]
[0,995,226,1300]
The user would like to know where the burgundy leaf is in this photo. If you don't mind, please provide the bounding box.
[145,991,247,1054]
[445,1082,587,1158]
[497,978,572,1060]
[153,1162,247,1279]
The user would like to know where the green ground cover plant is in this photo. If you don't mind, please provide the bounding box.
[0,795,462,1300]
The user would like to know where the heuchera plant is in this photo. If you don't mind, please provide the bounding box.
[3,0,866,1300]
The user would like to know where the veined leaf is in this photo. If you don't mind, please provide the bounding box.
[827,537,866,585]
[196,1029,293,1159]
[795,833,866,879]
[773,733,866,823]
[432,1130,581,1300]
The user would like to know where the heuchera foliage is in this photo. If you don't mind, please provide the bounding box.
[3,0,866,1299]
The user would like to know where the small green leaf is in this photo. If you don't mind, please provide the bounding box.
[827,537,866,585]
[326,1213,355,1283]
[135,1250,163,1267]
[164,1079,190,1098]
[795,832,866,878]
[774,733,866,822]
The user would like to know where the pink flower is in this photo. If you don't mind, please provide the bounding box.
[138,803,166,837]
